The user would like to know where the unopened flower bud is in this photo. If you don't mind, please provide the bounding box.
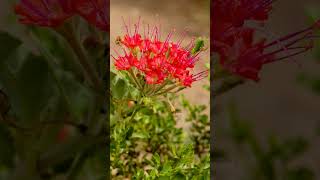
[127,100,135,108]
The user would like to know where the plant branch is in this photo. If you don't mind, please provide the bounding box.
[55,24,103,92]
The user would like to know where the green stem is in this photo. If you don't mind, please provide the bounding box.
[213,78,244,98]
[55,24,102,92]
[128,69,143,92]
[55,24,107,136]
[144,83,153,96]
[153,84,178,96]
[154,81,170,93]
[29,31,85,129]
[66,151,89,180]
[146,84,156,96]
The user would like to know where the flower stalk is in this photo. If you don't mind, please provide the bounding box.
[55,23,103,92]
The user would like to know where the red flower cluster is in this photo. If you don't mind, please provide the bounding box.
[212,0,320,81]
[112,19,207,87]
[14,0,109,32]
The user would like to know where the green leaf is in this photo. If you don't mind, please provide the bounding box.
[0,124,15,168]
[173,173,186,180]
[158,176,170,180]
[125,127,134,140]
[191,38,204,55]
[305,6,320,22]
[283,137,309,160]
[152,153,161,167]
[55,69,94,121]
[131,132,150,139]
[305,6,320,62]
[111,77,128,99]
[0,31,22,93]
[13,54,53,124]
[177,144,194,166]
[31,28,80,74]
[0,32,21,61]
[228,104,253,143]
[287,167,314,180]
[160,163,172,174]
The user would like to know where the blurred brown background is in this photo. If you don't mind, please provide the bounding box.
[215,0,320,179]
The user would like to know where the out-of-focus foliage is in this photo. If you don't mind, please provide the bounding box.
[0,2,108,179]
[225,104,314,180]
[298,6,320,137]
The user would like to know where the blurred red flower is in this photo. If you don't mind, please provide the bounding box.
[212,0,320,81]
[15,0,110,32]
[74,0,109,32]
[57,125,71,143]
[15,0,74,27]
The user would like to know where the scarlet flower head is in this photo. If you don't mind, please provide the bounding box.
[112,18,208,95]
[14,0,74,27]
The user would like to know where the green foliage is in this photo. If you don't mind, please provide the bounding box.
[0,32,21,60]
[0,15,108,179]
[15,55,54,124]
[133,145,210,180]
[180,95,210,157]
[299,6,320,138]
[110,71,210,179]
[191,38,205,55]
[0,124,15,169]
